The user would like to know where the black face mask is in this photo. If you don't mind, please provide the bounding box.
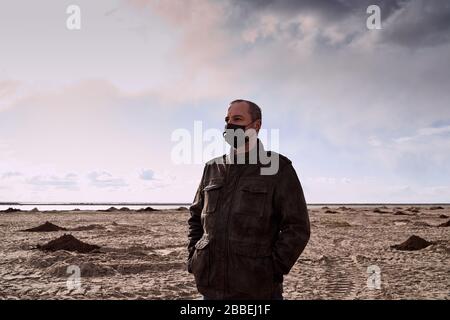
[223,121,254,148]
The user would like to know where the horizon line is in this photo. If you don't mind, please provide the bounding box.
[1,202,449,206]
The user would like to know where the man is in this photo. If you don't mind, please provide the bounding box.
[187,99,310,300]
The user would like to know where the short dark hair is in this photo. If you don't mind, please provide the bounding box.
[229,99,262,122]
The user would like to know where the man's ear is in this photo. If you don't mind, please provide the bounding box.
[255,119,261,132]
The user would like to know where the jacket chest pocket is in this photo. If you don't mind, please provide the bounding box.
[203,181,223,214]
[235,182,268,217]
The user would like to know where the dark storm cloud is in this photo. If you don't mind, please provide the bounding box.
[228,0,405,21]
[227,0,450,48]
[381,0,450,48]
[230,0,351,20]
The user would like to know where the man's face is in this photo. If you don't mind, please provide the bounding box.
[225,101,260,131]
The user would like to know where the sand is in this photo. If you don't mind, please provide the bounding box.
[37,234,100,253]
[390,235,433,251]
[0,205,449,300]
[21,221,67,232]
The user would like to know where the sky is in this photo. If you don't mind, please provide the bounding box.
[0,0,449,203]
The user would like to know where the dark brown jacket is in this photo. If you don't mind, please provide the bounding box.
[187,141,310,299]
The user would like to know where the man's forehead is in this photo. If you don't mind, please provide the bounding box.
[227,102,250,116]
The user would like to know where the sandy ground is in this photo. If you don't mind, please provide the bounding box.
[0,205,448,300]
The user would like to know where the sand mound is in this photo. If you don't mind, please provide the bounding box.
[324,210,338,214]
[102,207,118,212]
[406,207,420,213]
[438,219,450,227]
[137,207,159,212]
[70,224,106,231]
[37,234,100,253]
[374,208,390,214]
[30,208,39,212]
[393,210,409,216]
[1,208,21,213]
[176,206,188,211]
[438,214,448,219]
[119,207,130,211]
[22,221,67,232]
[391,235,433,251]
[429,206,444,210]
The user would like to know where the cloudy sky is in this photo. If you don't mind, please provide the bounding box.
[1,0,449,203]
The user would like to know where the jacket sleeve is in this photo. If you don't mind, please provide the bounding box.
[187,165,206,272]
[272,163,310,282]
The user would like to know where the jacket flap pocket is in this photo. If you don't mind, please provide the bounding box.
[203,179,224,213]
[241,184,267,193]
[203,182,223,192]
